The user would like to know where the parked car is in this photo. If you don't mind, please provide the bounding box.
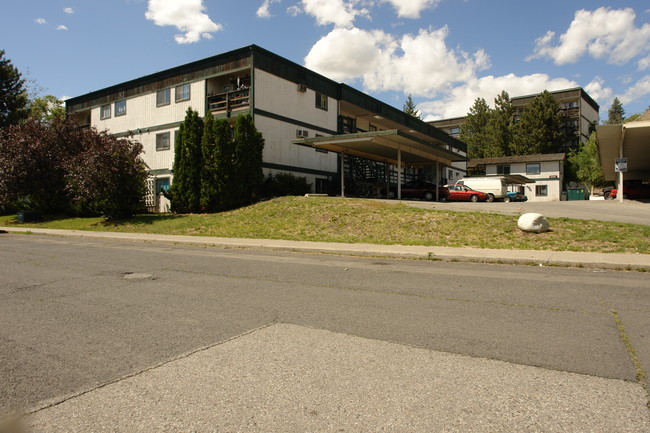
[443,184,490,202]
[604,180,650,199]
[384,180,449,201]
[456,177,507,202]
[504,191,527,202]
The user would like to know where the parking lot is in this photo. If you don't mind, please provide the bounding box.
[386,198,649,225]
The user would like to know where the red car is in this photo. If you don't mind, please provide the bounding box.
[605,180,650,199]
[444,184,490,202]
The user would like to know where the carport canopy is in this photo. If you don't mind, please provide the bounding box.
[294,129,466,199]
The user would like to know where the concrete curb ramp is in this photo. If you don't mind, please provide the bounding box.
[25,324,649,432]
[1,227,649,269]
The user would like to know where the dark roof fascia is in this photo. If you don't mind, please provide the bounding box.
[511,87,599,112]
[339,84,467,153]
[66,45,257,109]
[468,153,566,167]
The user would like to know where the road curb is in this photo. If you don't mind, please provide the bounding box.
[1,226,649,270]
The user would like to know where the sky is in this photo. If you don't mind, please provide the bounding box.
[2,0,649,121]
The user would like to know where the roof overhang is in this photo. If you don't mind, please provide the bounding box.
[596,121,650,181]
[293,129,466,166]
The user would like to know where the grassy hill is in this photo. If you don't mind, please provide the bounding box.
[1,196,648,254]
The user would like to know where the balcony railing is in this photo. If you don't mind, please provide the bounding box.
[208,88,250,113]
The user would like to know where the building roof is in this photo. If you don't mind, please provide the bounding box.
[467,153,566,168]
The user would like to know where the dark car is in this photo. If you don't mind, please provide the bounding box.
[604,180,650,199]
[443,184,490,202]
[384,180,448,201]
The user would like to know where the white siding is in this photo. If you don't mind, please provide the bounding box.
[92,81,205,134]
[254,69,337,130]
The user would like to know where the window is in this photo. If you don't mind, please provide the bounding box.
[535,185,548,197]
[156,132,170,151]
[155,177,170,193]
[100,104,111,120]
[114,100,126,117]
[156,89,170,107]
[497,164,510,175]
[526,163,541,175]
[315,92,328,111]
[175,83,191,102]
[449,127,460,136]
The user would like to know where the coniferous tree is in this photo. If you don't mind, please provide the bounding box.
[200,112,218,211]
[232,114,264,207]
[212,117,234,211]
[606,97,624,124]
[484,91,513,157]
[0,50,29,128]
[511,91,564,155]
[167,108,203,213]
[460,97,491,159]
[403,94,421,119]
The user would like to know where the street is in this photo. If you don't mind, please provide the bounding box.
[1,233,649,431]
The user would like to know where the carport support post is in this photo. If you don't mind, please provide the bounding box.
[340,152,345,198]
[618,128,625,203]
[397,147,402,200]
[436,161,440,201]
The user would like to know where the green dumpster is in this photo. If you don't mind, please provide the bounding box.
[566,188,586,201]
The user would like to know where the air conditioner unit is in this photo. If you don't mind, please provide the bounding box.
[296,129,308,138]
[297,83,307,92]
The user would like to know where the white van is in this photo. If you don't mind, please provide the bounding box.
[456,177,507,202]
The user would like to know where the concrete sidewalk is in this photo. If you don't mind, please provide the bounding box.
[2,226,649,269]
[24,324,650,432]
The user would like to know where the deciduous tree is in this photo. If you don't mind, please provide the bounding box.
[566,132,605,192]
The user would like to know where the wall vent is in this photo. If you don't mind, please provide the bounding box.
[296,129,308,138]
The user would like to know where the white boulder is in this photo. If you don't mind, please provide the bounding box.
[518,213,549,233]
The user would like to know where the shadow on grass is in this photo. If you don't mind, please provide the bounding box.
[100,213,184,227]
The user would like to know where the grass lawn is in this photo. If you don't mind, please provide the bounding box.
[1,196,648,254]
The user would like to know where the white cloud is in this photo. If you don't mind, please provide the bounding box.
[584,76,613,106]
[638,55,650,71]
[257,0,280,18]
[530,7,650,66]
[63,7,74,14]
[35,18,47,24]
[380,0,442,19]
[620,75,650,106]
[145,0,222,44]
[305,26,489,97]
[419,74,578,120]
[56,25,68,31]
[298,0,369,28]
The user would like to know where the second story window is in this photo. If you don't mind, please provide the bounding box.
[315,92,328,111]
[115,100,126,117]
[100,104,111,120]
[526,163,541,175]
[175,83,191,102]
[157,89,170,107]
[497,164,510,175]
[156,132,170,151]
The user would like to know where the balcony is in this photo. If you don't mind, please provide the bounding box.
[208,87,250,114]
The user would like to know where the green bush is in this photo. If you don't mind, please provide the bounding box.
[261,173,312,198]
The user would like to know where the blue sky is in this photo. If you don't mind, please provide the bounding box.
[2,0,649,121]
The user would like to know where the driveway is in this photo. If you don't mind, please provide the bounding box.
[391,198,649,225]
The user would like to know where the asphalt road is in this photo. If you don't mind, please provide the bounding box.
[2,234,649,430]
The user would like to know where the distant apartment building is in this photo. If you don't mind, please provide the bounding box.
[66,45,466,211]
[429,87,600,153]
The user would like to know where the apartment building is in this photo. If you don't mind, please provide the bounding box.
[66,45,466,211]
[429,87,600,153]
